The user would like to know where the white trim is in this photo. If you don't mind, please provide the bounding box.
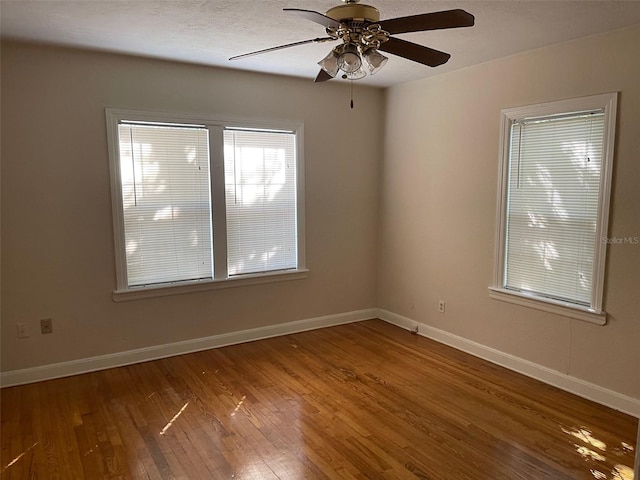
[112,268,309,302]
[492,107,511,288]
[492,92,618,318]
[295,124,307,270]
[105,110,130,288]
[0,309,377,388]
[209,125,228,280]
[105,108,304,134]
[488,287,607,325]
[592,93,617,311]
[377,309,640,418]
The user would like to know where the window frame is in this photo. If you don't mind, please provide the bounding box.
[489,93,618,325]
[106,108,307,302]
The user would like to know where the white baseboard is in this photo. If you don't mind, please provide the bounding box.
[3,307,638,420]
[377,309,640,418]
[0,309,378,388]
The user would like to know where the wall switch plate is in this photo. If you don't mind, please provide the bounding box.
[17,323,30,338]
[40,318,53,334]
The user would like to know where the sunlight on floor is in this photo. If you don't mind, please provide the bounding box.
[562,426,635,480]
[1,442,39,473]
[231,395,247,417]
[613,465,634,480]
[564,427,608,451]
[577,445,606,462]
[159,402,189,435]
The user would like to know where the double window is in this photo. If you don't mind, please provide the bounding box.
[106,109,306,300]
[491,93,617,324]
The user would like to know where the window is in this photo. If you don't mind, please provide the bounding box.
[106,109,306,300]
[224,129,298,276]
[117,122,213,287]
[490,93,617,324]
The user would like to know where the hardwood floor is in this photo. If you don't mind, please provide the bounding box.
[1,320,637,479]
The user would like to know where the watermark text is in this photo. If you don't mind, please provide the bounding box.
[602,236,639,245]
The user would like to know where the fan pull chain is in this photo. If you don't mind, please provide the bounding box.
[350,79,354,109]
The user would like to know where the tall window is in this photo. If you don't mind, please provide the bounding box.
[118,123,213,287]
[106,109,306,300]
[224,129,297,276]
[491,93,617,323]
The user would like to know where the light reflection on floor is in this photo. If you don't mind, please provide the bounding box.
[159,401,189,436]
[1,442,39,473]
[231,395,247,417]
[562,426,635,480]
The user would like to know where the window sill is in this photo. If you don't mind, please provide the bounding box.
[113,269,309,302]
[488,287,607,325]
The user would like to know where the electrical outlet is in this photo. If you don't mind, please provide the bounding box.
[17,323,30,339]
[40,318,53,334]
[438,300,446,314]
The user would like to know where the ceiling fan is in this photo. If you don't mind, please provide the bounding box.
[229,0,474,83]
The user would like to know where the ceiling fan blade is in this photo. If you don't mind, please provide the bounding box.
[229,37,335,61]
[283,8,342,29]
[378,9,474,35]
[314,69,333,83]
[378,37,451,67]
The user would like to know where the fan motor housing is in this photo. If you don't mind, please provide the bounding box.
[325,3,380,23]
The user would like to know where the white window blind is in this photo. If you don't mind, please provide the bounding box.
[224,129,297,275]
[504,111,605,305]
[118,123,213,287]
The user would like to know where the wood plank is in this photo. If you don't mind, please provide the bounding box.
[1,320,637,479]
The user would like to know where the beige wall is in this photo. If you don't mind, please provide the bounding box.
[379,25,640,400]
[0,42,382,371]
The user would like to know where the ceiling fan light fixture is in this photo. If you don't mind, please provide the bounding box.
[337,43,362,73]
[231,4,475,91]
[342,65,367,80]
[362,48,388,75]
[318,50,339,77]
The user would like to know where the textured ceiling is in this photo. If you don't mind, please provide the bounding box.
[3,1,640,87]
